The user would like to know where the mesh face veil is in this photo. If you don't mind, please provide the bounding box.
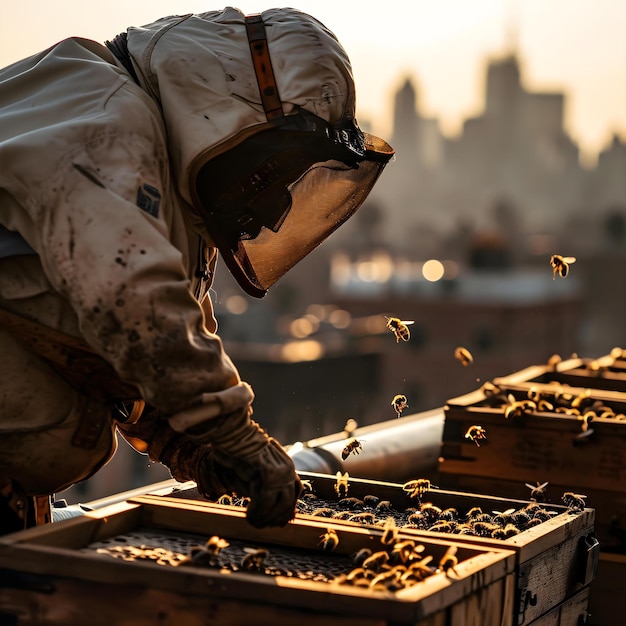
[191,13,394,297]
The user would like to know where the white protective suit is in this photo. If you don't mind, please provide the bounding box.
[0,7,392,530]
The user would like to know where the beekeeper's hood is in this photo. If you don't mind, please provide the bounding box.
[113,7,393,297]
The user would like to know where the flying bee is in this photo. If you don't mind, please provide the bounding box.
[335,471,350,497]
[342,438,364,460]
[403,478,436,499]
[437,546,458,575]
[525,481,549,503]
[454,346,474,366]
[464,424,487,447]
[385,316,414,343]
[241,547,268,571]
[380,517,399,545]
[562,492,587,511]
[550,254,576,279]
[319,528,339,552]
[391,394,409,417]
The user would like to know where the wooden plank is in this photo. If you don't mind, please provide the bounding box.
[0,578,389,626]
[449,573,516,626]
[525,587,590,626]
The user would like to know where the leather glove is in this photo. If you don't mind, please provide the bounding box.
[168,384,302,528]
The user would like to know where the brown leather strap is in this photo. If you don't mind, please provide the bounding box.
[245,14,284,120]
[0,307,140,403]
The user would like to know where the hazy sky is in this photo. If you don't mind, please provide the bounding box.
[1,0,624,164]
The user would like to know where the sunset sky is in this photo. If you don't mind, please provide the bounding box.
[1,0,624,165]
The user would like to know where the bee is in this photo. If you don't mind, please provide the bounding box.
[454,346,474,366]
[335,471,350,497]
[345,567,369,582]
[550,254,576,279]
[337,497,364,510]
[391,394,409,417]
[482,381,501,397]
[319,528,339,552]
[428,521,456,533]
[241,547,268,571]
[439,507,459,522]
[362,550,390,571]
[343,418,358,437]
[471,521,500,537]
[504,395,536,419]
[465,506,483,521]
[342,438,364,460]
[299,479,314,494]
[380,517,399,545]
[363,494,380,507]
[525,481,549,503]
[311,507,335,517]
[353,548,372,566]
[391,540,422,564]
[403,478,435,499]
[370,568,403,589]
[332,511,355,520]
[217,494,233,506]
[547,354,563,369]
[511,510,532,529]
[385,316,415,343]
[562,492,587,511]
[492,508,516,527]
[402,555,434,581]
[580,411,595,433]
[205,535,230,557]
[349,512,376,524]
[437,546,458,575]
[492,524,519,539]
[464,425,487,447]
[407,512,427,528]
[421,502,443,525]
[375,500,393,512]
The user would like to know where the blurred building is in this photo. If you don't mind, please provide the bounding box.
[366,51,624,250]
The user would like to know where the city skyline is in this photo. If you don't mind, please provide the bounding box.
[1,1,625,164]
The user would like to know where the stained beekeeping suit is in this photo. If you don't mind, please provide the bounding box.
[0,7,393,532]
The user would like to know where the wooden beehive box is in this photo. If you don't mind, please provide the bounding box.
[522,349,626,394]
[0,495,516,626]
[439,356,626,548]
[439,350,626,626]
[159,472,596,626]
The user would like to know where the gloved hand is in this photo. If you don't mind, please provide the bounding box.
[168,384,302,528]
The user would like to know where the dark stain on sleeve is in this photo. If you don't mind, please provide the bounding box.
[73,163,106,189]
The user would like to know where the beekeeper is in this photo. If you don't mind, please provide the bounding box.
[0,7,393,533]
